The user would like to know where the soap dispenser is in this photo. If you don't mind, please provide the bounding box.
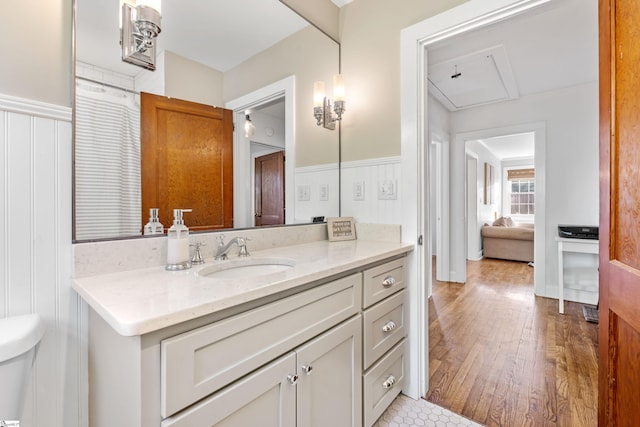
[166,209,192,271]
[143,208,164,235]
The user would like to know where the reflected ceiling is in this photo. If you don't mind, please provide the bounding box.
[76,0,309,75]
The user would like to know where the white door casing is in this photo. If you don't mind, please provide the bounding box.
[400,0,552,399]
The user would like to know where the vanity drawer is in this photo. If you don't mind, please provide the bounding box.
[363,290,406,369]
[160,273,362,418]
[362,258,405,308]
[363,338,406,427]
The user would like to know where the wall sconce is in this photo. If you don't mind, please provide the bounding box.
[121,0,162,71]
[313,74,346,130]
[244,114,256,138]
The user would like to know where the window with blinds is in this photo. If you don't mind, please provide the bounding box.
[75,80,141,240]
[507,168,535,216]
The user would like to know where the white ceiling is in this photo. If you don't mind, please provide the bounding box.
[478,133,535,160]
[428,0,597,159]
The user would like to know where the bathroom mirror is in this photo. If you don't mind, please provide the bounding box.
[74,0,340,242]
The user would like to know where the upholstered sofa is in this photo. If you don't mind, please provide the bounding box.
[481,217,534,262]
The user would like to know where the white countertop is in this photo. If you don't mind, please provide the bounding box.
[73,240,413,336]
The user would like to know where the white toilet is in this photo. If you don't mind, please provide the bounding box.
[0,314,45,421]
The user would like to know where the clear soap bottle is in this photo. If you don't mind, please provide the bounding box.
[166,209,192,271]
[143,208,164,236]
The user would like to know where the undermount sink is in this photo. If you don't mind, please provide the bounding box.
[197,257,296,279]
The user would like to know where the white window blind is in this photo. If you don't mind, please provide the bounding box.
[75,80,141,240]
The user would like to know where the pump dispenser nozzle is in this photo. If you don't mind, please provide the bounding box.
[172,208,192,225]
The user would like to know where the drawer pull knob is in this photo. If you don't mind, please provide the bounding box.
[382,320,396,332]
[382,375,396,389]
[287,374,299,385]
[382,276,395,288]
[301,364,313,375]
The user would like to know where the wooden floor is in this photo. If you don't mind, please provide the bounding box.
[425,258,598,427]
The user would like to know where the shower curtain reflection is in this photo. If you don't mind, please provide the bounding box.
[75,80,141,240]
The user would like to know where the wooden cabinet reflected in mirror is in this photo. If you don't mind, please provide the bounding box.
[141,93,234,232]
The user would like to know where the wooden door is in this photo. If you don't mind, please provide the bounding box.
[598,1,640,425]
[254,151,285,226]
[141,92,233,232]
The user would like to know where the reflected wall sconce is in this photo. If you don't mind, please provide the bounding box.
[244,114,256,138]
[121,0,162,71]
[313,74,346,130]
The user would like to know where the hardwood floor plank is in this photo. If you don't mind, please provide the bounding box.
[425,258,598,426]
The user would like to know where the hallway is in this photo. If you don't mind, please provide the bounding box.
[426,258,598,426]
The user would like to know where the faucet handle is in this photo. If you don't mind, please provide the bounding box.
[191,241,206,265]
[238,237,251,257]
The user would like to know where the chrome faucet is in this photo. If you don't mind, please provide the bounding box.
[214,235,250,260]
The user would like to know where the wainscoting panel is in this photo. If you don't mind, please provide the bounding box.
[294,163,339,222]
[340,157,402,225]
[0,94,79,427]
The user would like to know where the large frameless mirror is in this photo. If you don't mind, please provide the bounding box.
[74,0,340,241]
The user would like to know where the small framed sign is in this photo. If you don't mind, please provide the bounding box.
[327,217,356,241]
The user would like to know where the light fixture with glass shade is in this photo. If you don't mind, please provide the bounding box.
[120,0,162,71]
[244,114,256,138]
[313,74,346,130]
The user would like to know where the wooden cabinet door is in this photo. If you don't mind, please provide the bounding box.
[296,316,362,427]
[255,151,285,226]
[598,0,640,425]
[141,92,233,232]
[161,353,296,427]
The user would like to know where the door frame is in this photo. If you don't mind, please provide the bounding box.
[226,76,295,228]
[430,127,450,285]
[454,123,546,289]
[465,151,480,261]
[400,0,552,399]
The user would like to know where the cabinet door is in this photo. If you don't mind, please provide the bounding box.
[296,316,362,427]
[161,353,296,427]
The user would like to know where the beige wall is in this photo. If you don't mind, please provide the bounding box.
[165,51,224,107]
[339,0,468,162]
[0,0,72,106]
[224,25,340,168]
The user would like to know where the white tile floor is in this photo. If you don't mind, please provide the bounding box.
[373,394,484,427]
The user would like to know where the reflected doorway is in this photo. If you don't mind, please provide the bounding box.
[226,76,295,229]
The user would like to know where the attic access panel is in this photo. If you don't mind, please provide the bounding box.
[428,45,519,111]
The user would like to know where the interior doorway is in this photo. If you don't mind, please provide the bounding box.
[464,132,536,265]
[226,76,295,229]
[400,0,569,399]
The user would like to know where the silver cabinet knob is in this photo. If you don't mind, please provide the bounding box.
[382,276,395,288]
[382,375,396,389]
[301,364,313,375]
[382,320,396,332]
[287,374,299,385]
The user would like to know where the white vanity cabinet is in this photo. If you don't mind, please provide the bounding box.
[84,250,411,427]
[361,258,407,427]
[88,271,363,427]
[161,315,362,427]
